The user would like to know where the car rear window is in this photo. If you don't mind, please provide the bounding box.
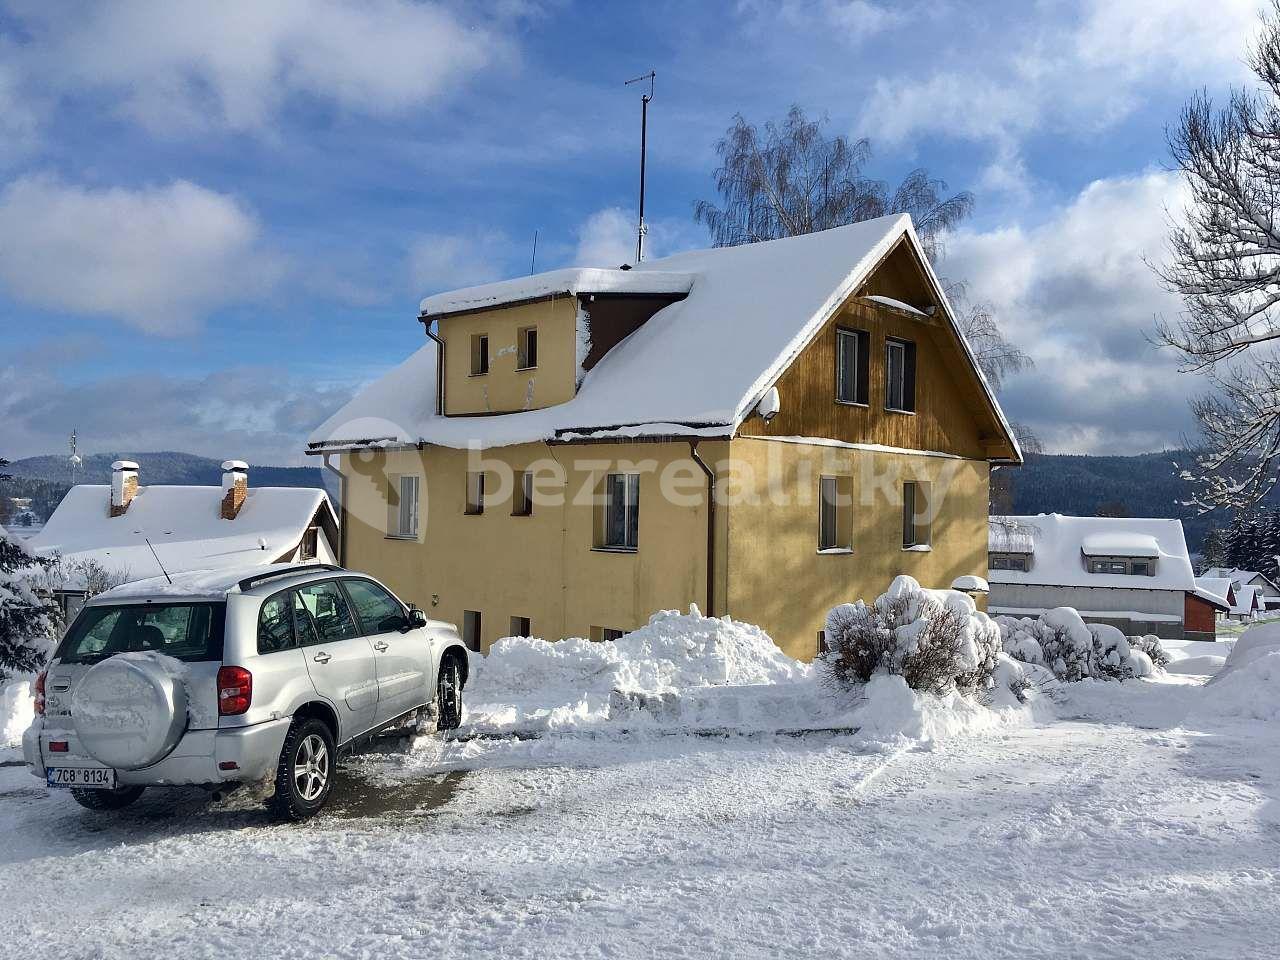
[55,603,226,665]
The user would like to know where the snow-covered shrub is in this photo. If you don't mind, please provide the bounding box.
[1129,633,1171,670]
[823,575,1001,696]
[996,608,1159,682]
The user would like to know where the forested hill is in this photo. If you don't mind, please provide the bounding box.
[1005,450,1277,551]
[6,452,324,488]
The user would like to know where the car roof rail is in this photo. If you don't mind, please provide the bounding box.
[237,564,345,593]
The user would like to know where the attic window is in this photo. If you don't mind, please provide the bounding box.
[835,328,869,405]
[471,334,489,376]
[989,552,1029,572]
[1088,557,1155,576]
[885,337,916,413]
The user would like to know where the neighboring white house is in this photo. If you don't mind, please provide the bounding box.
[988,514,1200,639]
[28,459,338,616]
[1201,567,1280,612]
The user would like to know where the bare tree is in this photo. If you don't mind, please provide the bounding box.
[944,280,1033,391]
[1156,2,1280,510]
[694,106,974,261]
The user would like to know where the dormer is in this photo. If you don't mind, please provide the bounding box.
[419,268,692,416]
[1080,532,1159,577]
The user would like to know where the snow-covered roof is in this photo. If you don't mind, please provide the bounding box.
[1231,583,1263,615]
[419,268,695,316]
[1079,531,1160,558]
[1201,567,1280,596]
[1194,576,1234,609]
[987,514,1195,592]
[311,215,1019,459]
[29,484,335,587]
[988,518,1036,554]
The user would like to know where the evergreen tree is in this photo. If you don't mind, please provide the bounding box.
[0,456,61,682]
[1200,526,1230,571]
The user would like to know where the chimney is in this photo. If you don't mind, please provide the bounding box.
[221,460,248,520]
[110,460,138,517]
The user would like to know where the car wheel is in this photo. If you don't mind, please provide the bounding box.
[269,718,335,822]
[70,784,146,811]
[437,656,464,732]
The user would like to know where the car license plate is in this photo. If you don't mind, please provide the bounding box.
[46,767,116,790]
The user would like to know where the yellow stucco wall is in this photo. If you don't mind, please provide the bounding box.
[437,297,579,415]
[341,441,726,652]
[722,437,991,662]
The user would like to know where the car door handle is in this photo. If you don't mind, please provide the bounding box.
[372,641,389,652]
[312,652,331,664]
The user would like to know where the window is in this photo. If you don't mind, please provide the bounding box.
[818,476,853,552]
[989,553,1029,572]
[463,610,482,651]
[885,337,917,412]
[510,615,531,638]
[471,334,489,375]
[835,328,870,404]
[1131,561,1151,576]
[599,473,640,550]
[512,470,533,516]
[591,626,625,642]
[1087,557,1155,576]
[465,472,485,515]
[902,481,931,548]
[388,475,420,539]
[517,327,538,369]
[300,526,318,561]
[817,630,828,655]
[294,581,360,644]
[57,603,225,664]
[258,592,296,654]
[344,578,407,635]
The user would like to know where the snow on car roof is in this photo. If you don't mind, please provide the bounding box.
[96,563,339,601]
[29,484,334,588]
[311,215,1019,458]
[987,514,1195,592]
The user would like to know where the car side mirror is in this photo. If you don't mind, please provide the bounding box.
[408,606,428,630]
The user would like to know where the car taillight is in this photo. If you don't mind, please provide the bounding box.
[33,670,47,716]
[217,666,252,716]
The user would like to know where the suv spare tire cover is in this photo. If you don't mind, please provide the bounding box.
[72,653,189,770]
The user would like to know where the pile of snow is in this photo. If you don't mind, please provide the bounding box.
[1185,621,1280,723]
[464,606,809,735]
[1,676,34,748]
[996,608,1160,681]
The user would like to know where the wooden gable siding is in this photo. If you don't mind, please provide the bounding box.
[736,239,1014,460]
[737,297,988,458]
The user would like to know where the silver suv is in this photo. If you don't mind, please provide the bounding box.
[23,563,469,821]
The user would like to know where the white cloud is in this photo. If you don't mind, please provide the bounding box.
[407,231,510,294]
[823,1,906,42]
[944,169,1203,454]
[859,0,1263,196]
[572,207,706,266]
[0,175,278,335]
[6,0,499,135]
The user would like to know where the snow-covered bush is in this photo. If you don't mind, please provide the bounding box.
[1129,633,1171,670]
[996,608,1160,682]
[0,529,62,683]
[822,575,1001,696]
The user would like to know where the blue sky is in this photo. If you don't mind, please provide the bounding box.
[0,0,1266,463]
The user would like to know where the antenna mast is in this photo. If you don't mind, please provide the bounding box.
[624,71,656,263]
[144,537,173,585]
[67,429,81,486]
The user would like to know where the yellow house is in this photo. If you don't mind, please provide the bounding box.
[307,214,1021,661]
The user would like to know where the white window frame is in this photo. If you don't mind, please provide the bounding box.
[388,475,420,539]
[600,473,639,551]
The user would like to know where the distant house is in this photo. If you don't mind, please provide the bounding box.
[1188,577,1233,640]
[988,514,1203,639]
[1201,567,1280,612]
[29,459,338,616]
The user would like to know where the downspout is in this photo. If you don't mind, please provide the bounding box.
[688,440,716,617]
[321,452,347,567]
[421,314,445,416]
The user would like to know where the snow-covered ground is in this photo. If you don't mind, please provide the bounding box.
[2,623,1278,959]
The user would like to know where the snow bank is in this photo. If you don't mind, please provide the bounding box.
[1194,650,1280,723]
[2,676,34,748]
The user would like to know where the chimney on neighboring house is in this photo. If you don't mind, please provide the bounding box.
[110,460,138,517]
[221,460,248,520]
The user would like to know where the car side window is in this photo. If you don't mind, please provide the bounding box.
[294,580,360,644]
[343,578,407,634]
[292,591,320,646]
[258,591,296,654]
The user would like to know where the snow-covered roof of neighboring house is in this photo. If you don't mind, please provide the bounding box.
[1231,583,1263,615]
[987,514,1195,592]
[28,484,336,588]
[1201,567,1280,596]
[1078,531,1161,558]
[1194,576,1235,609]
[988,518,1037,554]
[310,215,1020,459]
